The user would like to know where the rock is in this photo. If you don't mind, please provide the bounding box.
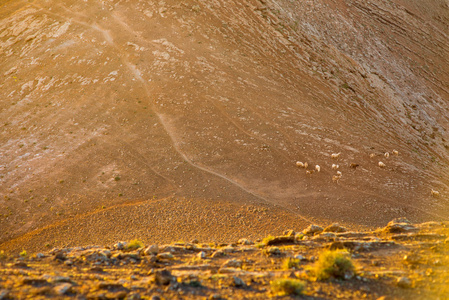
[0,290,9,300]
[191,239,199,244]
[211,250,224,258]
[154,269,175,285]
[13,261,29,268]
[303,225,324,235]
[222,259,242,268]
[266,236,294,245]
[51,276,72,283]
[151,296,162,300]
[397,276,412,288]
[266,247,281,255]
[114,242,127,250]
[391,233,446,241]
[54,283,72,296]
[35,253,45,259]
[197,251,207,259]
[222,246,235,253]
[156,252,173,260]
[233,276,246,287]
[283,230,296,237]
[143,245,159,256]
[384,219,418,234]
[294,254,307,261]
[209,294,223,300]
[238,238,252,245]
[21,278,49,286]
[64,260,74,266]
[324,223,347,233]
[98,282,128,291]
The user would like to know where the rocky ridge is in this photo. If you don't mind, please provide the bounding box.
[0,219,448,299]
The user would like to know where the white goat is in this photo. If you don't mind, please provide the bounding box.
[331,153,341,159]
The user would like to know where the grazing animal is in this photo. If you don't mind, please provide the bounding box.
[331,153,341,159]
[304,162,308,169]
[332,175,341,182]
[332,164,339,170]
[384,152,390,158]
[315,165,321,172]
[431,189,440,197]
[378,161,386,168]
[296,161,304,168]
[369,153,375,158]
[350,163,359,169]
[306,170,314,175]
[392,150,399,156]
[332,172,342,182]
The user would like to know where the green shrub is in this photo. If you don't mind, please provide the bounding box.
[126,239,143,251]
[19,250,27,257]
[315,250,355,280]
[270,279,306,296]
[282,257,301,270]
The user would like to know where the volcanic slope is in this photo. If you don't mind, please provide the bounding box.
[0,0,448,252]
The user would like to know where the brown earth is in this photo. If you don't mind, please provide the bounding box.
[0,0,449,252]
[0,219,448,299]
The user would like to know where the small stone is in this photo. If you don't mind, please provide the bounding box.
[21,278,49,286]
[114,242,127,250]
[64,260,73,266]
[13,261,29,268]
[211,250,224,258]
[54,283,72,295]
[143,245,159,256]
[283,230,296,237]
[156,252,173,260]
[222,246,235,253]
[0,290,9,300]
[191,239,199,244]
[397,277,412,288]
[238,238,252,245]
[233,276,246,287]
[223,259,242,268]
[151,296,161,300]
[209,294,223,300]
[294,254,306,261]
[267,247,281,255]
[154,269,175,285]
[36,253,45,259]
[90,266,104,273]
[197,251,206,259]
[303,225,324,235]
[324,223,347,233]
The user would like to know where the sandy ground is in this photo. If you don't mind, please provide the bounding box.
[0,0,448,251]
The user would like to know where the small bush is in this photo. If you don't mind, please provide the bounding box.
[19,250,27,257]
[314,250,355,280]
[282,257,301,270]
[0,250,7,260]
[270,279,306,296]
[126,239,144,251]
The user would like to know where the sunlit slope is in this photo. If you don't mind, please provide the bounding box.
[0,0,448,249]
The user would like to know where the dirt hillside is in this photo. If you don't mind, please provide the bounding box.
[0,0,448,252]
